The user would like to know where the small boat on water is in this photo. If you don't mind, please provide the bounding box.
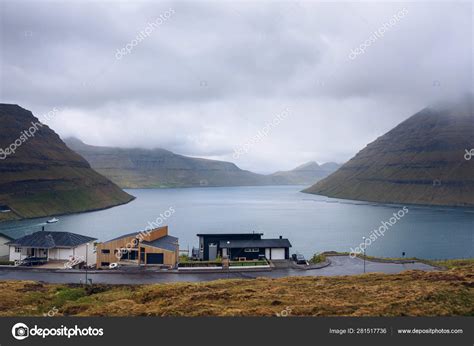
[46,217,59,224]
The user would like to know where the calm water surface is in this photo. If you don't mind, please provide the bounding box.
[1,186,472,259]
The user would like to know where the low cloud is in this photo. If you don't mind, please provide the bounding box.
[1,1,471,172]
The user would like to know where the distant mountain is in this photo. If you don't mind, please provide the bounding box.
[65,138,275,188]
[65,138,340,188]
[304,96,474,207]
[270,161,341,185]
[0,104,134,222]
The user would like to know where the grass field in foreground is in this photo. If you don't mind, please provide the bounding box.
[0,260,472,317]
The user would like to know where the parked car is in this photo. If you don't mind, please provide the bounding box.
[292,253,307,265]
[16,257,48,266]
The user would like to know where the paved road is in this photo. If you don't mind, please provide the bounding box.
[0,256,436,284]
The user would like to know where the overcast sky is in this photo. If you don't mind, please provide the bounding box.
[0,0,472,173]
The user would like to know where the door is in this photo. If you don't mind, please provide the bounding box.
[265,248,271,259]
[146,253,164,264]
[208,243,217,260]
[271,248,285,260]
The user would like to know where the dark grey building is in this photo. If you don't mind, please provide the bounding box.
[196,233,291,261]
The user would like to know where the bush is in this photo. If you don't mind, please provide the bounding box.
[178,261,222,268]
[179,254,190,263]
[229,260,268,267]
[0,260,14,266]
[309,253,326,264]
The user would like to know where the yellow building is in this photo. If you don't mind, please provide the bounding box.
[96,226,178,268]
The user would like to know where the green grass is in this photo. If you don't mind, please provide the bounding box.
[52,287,87,307]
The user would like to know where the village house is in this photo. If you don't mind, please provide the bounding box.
[6,230,96,266]
[196,233,291,261]
[96,226,178,268]
[0,232,14,259]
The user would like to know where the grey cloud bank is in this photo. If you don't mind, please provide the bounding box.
[0,1,471,173]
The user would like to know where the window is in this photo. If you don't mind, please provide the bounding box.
[101,249,110,254]
[14,247,22,253]
[244,248,260,252]
[101,262,110,267]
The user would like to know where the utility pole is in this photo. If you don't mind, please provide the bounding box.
[362,236,366,274]
[85,243,89,285]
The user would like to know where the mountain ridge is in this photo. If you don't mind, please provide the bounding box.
[65,138,340,188]
[303,96,474,207]
[0,104,134,222]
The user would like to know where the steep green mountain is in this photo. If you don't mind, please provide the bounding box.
[303,96,474,207]
[0,104,134,222]
[270,161,341,185]
[65,138,340,188]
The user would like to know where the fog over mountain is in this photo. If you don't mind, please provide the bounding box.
[304,95,474,207]
[1,2,471,173]
[65,138,340,188]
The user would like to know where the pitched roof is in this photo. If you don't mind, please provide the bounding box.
[0,232,14,241]
[6,231,96,248]
[107,231,140,242]
[219,238,292,249]
[142,235,179,252]
[105,227,167,242]
[197,233,264,236]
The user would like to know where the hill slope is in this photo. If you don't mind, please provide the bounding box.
[64,138,274,188]
[65,139,340,189]
[270,161,341,185]
[0,104,134,222]
[0,260,472,316]
[303,96,474,207]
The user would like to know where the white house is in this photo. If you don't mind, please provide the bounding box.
[6,231,97,266]
[0,232,14,258]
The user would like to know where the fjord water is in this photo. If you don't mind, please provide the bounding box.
[1,186,472,259]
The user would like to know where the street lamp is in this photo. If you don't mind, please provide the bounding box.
[85,243,89,285]
[362,236,366,274]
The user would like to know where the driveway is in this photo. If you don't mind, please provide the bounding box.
[0,256,437,285]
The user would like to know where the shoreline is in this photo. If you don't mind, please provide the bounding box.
[301,191,474,211]
[0,195,136,224]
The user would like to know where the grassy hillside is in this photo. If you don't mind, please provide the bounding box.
[270,161,340,185]
[65,139,340,188]
[304,96,474,207]
[0,104,134,221]
[0,260,472,316]
[65,138,276,188]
